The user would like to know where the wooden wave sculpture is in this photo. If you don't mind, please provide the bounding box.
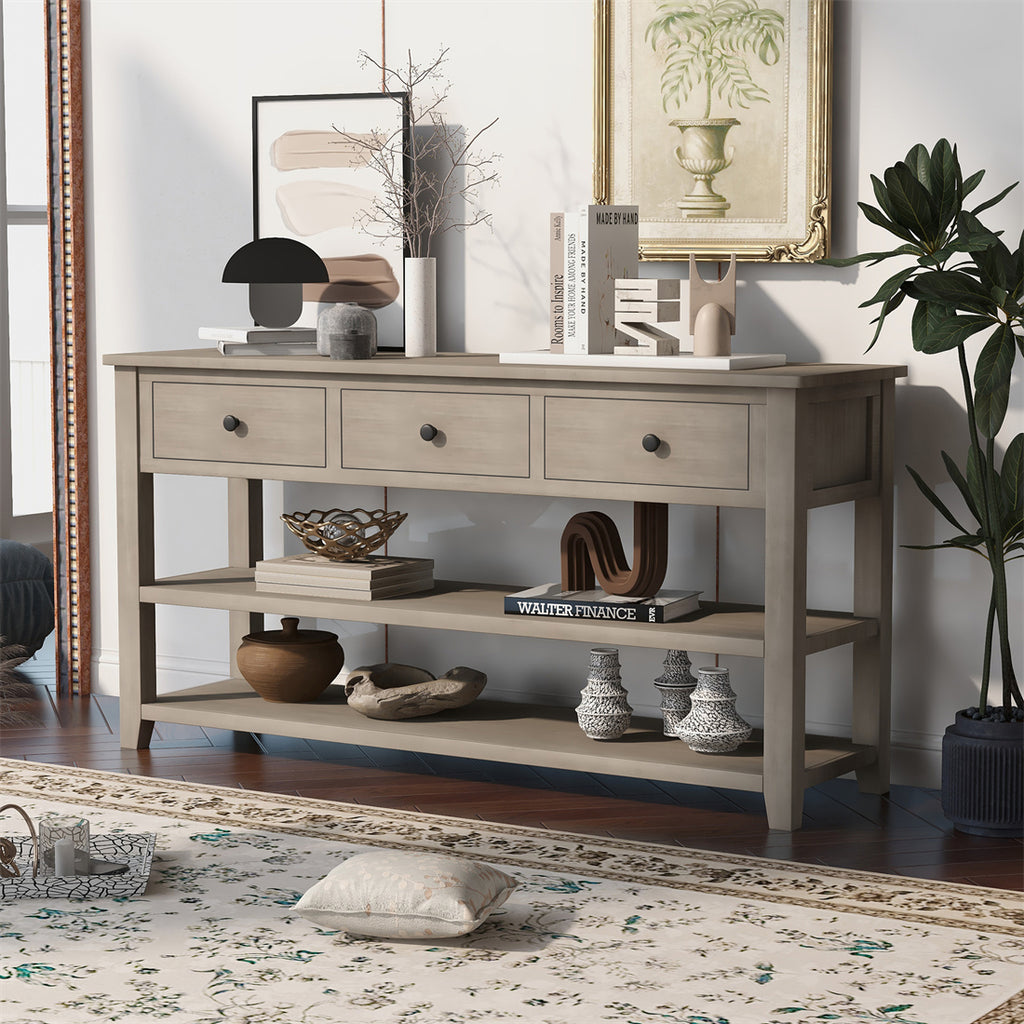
[560,502,668,598]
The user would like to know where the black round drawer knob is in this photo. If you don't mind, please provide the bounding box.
[419,423,438,441]
[223,414,241,432]
[642,433,662,452]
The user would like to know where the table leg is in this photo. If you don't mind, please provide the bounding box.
[763,390,810,831]
[228,477,264,674]
[853,382,894,794]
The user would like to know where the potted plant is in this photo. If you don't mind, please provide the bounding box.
[645,0,785,216]
[826,139,1023,836]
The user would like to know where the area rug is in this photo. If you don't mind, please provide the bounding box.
[0,757,1021,1024]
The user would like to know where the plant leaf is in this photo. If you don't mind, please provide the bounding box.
[970,180,1019,218]
[966,444,989,526]
[864,289,906,351]
[974,323,1016,437]
[942,450,982,523]
[913,306,992,353]
[904,269,993,314]
[884,162,939,244]
[906,464,970,534]
[962,168,986,199]
[858,201,919,246]
[860,266,917,309]
[999,433,1024,521]
[929,138,961,230]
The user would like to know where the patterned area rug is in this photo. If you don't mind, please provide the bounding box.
[0,757,1021,1024]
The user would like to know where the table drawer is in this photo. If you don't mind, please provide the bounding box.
[545,396,749,490]
[149,381,327,467]
[342,389,530,477]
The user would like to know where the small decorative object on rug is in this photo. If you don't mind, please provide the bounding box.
[317,301,377,359]
[295,849,517,938]
[344,662,486,720]
[653,649,697,737]
[38,812,90,875]
[561,501,668,598]
[236,618,344,703]
[676,665,753,753]
[281,507,407,561]
[576,647,632,740]
[690,253,736,357]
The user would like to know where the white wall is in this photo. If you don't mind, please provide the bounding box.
[85,0,1024,788]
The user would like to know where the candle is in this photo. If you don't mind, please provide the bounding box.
[54,837,75,875]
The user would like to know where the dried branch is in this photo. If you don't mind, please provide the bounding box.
[333,48,500,259]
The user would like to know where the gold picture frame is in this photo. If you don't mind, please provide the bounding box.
[594,0,832,262]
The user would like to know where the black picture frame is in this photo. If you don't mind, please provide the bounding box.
[252,92,411,350]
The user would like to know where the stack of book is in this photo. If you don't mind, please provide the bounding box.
[199,326,318,356]
[549,204,640,355]
[254,554,434,600]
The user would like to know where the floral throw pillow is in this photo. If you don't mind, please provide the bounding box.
[294,849,518,938]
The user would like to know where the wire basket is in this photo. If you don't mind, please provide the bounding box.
[281,508,408,561]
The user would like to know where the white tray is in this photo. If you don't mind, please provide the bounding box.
[0,833,156,900]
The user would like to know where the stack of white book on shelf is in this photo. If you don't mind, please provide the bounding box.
[254,554,434,600]
[199,326,318,356]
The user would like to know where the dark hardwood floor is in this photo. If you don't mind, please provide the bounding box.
[2,678,1021,891]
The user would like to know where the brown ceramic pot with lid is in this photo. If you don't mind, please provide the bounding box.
[236,617,344,702]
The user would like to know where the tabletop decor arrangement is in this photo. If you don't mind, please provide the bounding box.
[825,138,1023,836]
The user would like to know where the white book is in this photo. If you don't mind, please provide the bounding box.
[255,577,435,601]
[563,212,583,354]
[217,340,319,356]
[199,326,317,343]
[577,204,640,355]
[255,554,434,579]
[549,212,565,351]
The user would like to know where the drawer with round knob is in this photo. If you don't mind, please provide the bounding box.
[544,396,751,491]
[148,381,327,467]
[341,389,530,477]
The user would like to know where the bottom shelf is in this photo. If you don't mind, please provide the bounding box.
[140,680,875,793]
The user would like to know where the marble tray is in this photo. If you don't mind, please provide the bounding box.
[0,833,156,900]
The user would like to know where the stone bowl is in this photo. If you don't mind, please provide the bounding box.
[344,662,486,720]
[236,617,344,703]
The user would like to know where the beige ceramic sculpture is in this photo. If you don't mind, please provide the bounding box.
[344,663,487,720]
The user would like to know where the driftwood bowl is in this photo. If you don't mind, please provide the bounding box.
[236,617,344,703]
[281,508,408,561]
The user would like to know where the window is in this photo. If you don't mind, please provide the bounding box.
[0,0,51,546]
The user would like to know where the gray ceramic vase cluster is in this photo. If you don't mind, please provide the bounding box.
[652,649,697,737]
[575,647,632,740]
[675,666,752,753]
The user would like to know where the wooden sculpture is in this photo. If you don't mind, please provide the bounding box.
[560,502,668,598]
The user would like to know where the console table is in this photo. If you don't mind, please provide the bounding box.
[105,350,906,831]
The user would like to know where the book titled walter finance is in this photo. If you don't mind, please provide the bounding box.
[504,583,702,623]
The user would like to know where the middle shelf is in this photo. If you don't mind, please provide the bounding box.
[140,569,877,656]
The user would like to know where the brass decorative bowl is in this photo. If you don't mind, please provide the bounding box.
[281,507,408,561]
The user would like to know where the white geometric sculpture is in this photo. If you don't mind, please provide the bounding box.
[613,278,682,356]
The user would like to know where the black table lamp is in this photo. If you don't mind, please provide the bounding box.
[222,237,329,328]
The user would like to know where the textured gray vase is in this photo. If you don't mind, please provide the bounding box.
[575,647,632,740]
[675,666,752,753]
[653,649,697,737]
[316,302,377,357]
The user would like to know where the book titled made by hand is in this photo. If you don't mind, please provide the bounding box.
[504,583,702,623]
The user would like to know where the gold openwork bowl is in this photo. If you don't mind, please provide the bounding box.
[280,507,408,561]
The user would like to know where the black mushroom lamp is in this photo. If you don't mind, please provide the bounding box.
[222,237,329,328]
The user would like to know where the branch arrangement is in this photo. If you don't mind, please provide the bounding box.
[334,49,500,260]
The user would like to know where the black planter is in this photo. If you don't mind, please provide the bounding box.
[941,712,1024,837]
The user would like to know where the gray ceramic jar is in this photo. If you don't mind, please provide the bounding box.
[316,302,377,358]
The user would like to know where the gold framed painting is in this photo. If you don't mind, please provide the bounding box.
[594,0,832,261]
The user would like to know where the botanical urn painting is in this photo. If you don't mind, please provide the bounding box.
[597,0,831,261]
[645,0,785,219]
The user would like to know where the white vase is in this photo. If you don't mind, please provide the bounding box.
[404,257,437,357]
[676,666,752,753]
[575,647,632,741]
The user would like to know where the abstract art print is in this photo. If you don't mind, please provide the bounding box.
[253,93,411,349]
[594,0,832,262]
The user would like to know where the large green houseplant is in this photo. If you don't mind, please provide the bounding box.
[827,139,1022,835]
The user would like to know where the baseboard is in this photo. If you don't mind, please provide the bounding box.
[93,653,944,790]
